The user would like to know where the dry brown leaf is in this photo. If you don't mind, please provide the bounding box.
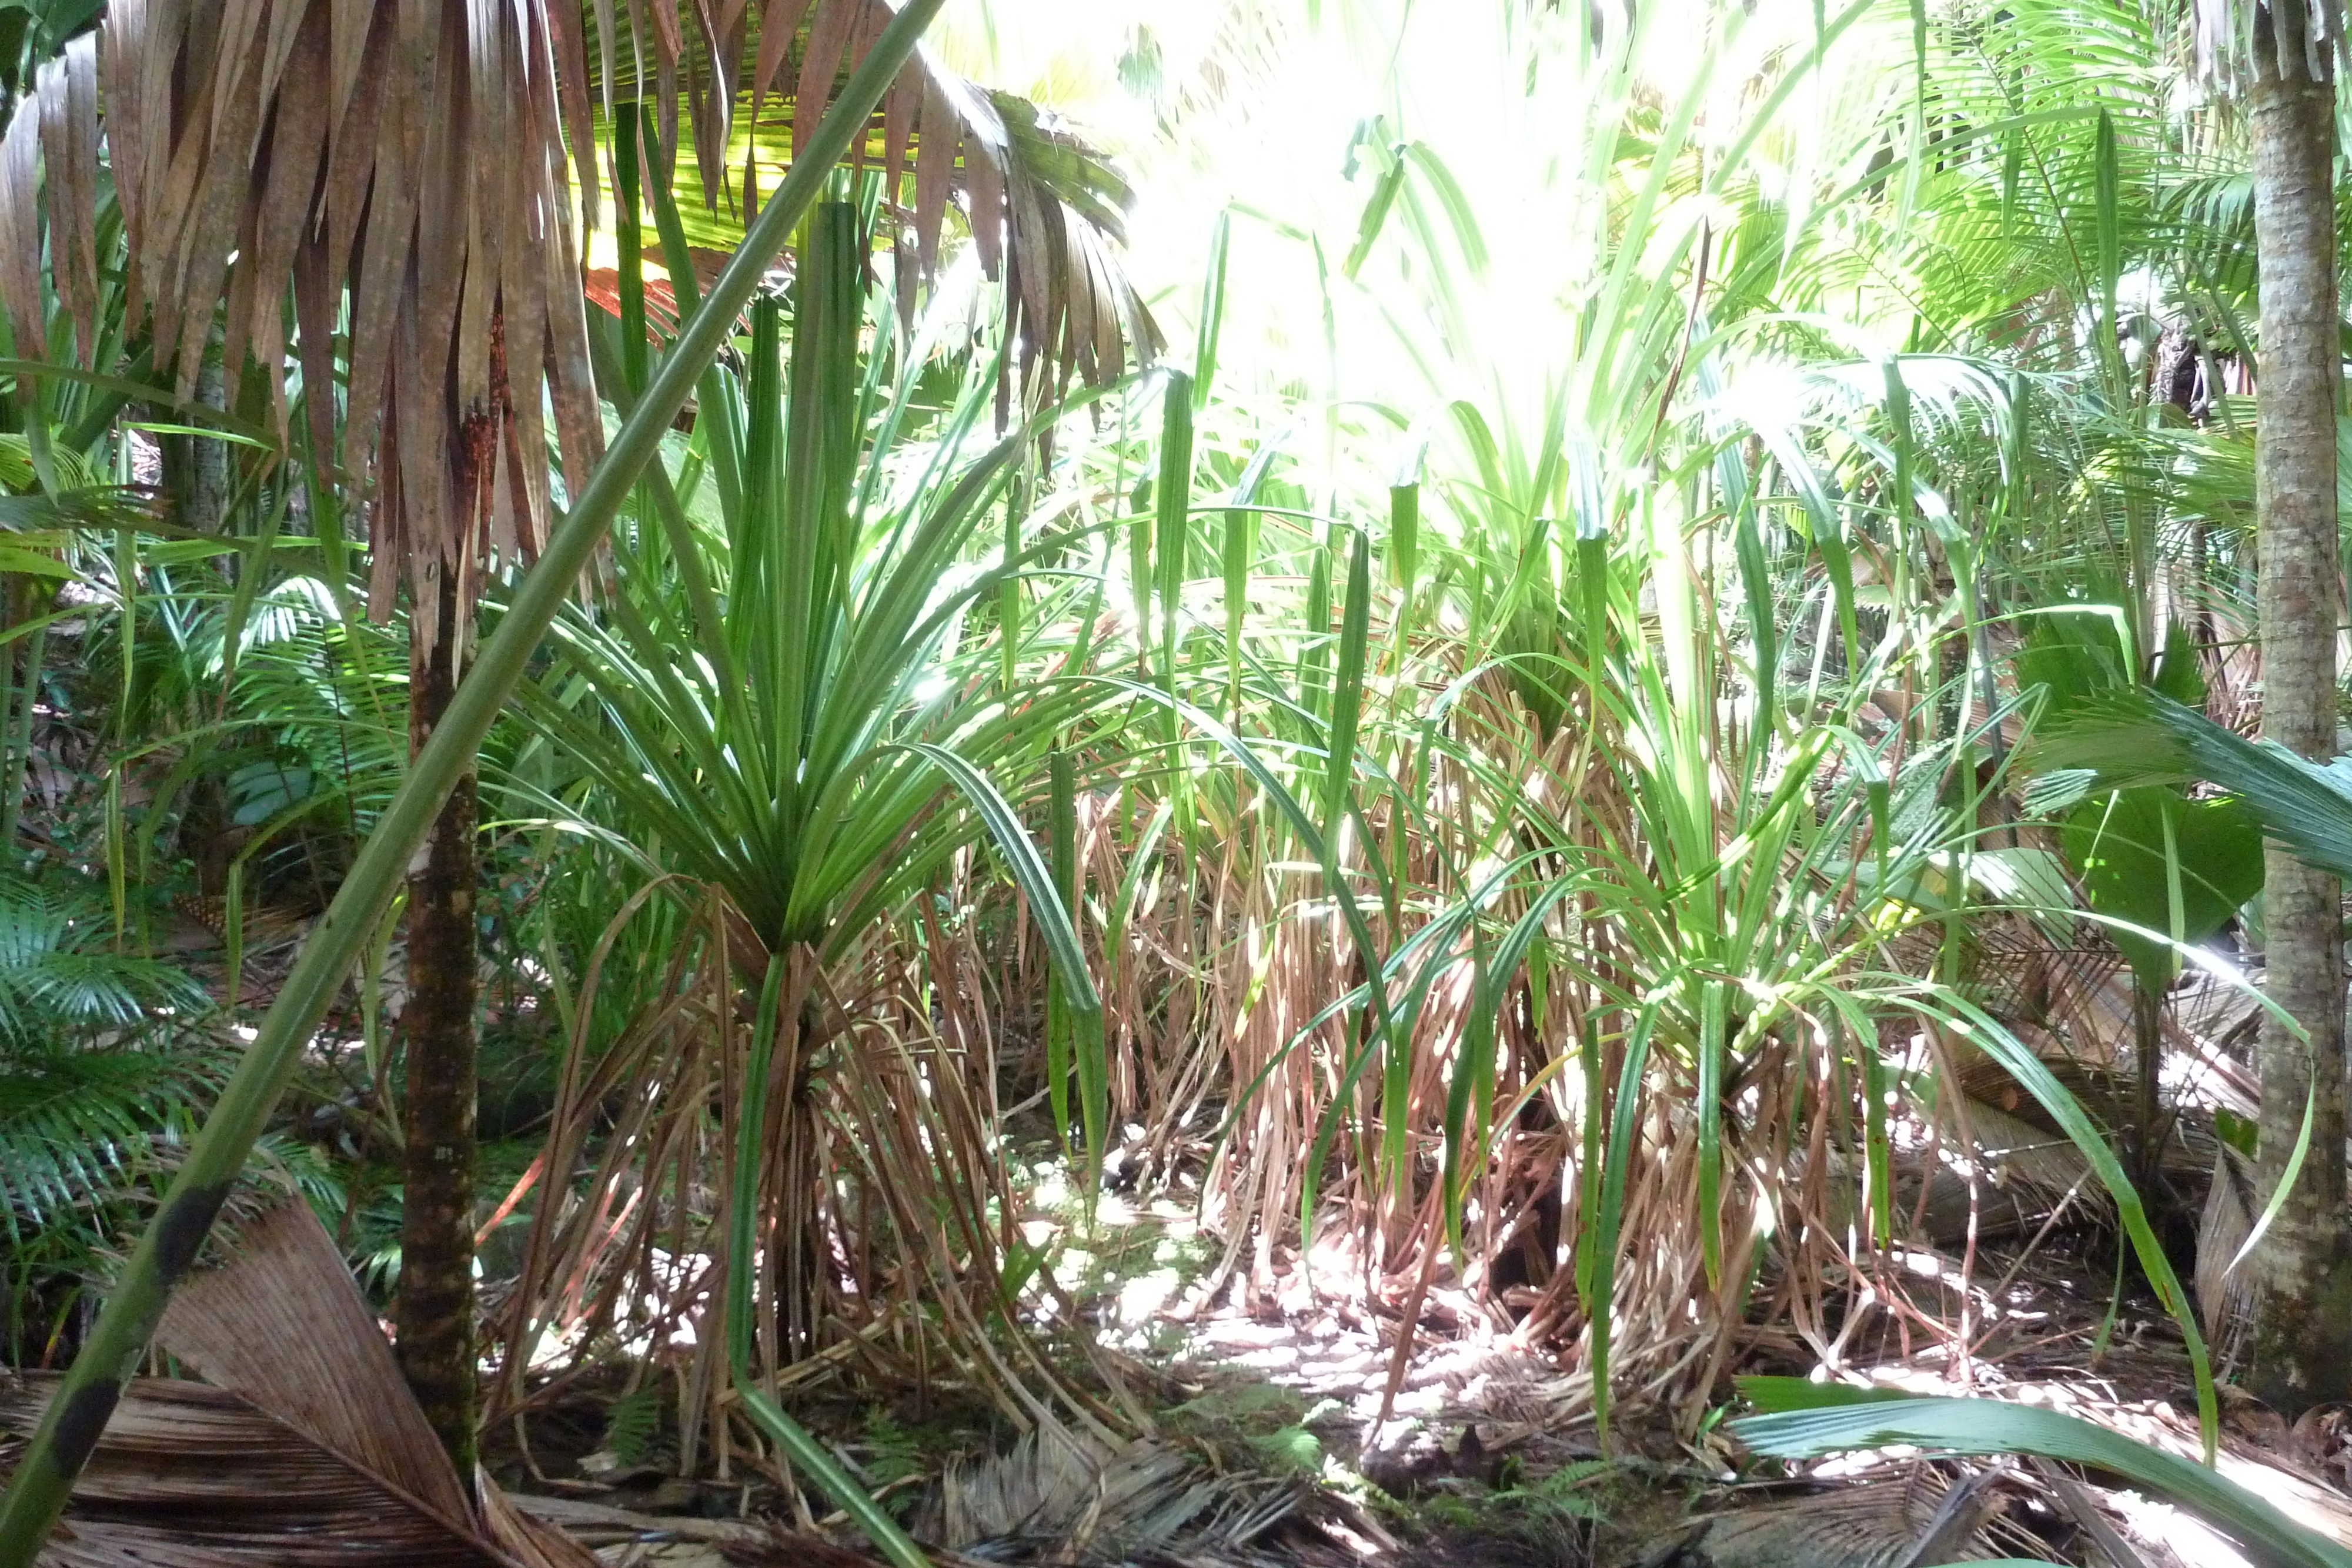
[0,95,43,350]
[38,39,98,363]
[0,1200,614,1568]
[0,1376,510,1567]
[158,1199,476,1524]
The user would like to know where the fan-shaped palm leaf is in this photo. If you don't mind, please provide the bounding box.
[2030,686,2352,880]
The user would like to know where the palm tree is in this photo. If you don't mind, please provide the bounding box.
[2199,0,2352,1411]
[0,0,1145,1496]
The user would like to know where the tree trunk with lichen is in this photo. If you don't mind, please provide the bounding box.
[2247,0,2352,1416]
[393,559,480,1478]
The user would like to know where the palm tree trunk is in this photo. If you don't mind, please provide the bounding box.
[395,563,480,1475]
[2247,0,2352,1415]
[2132,977,2165,1195]
[0,571,34,852]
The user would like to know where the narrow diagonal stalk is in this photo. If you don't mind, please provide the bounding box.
[0,2,946,1552]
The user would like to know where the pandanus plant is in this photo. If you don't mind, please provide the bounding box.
[536,203,1101,975]
[509,193,1105,1513]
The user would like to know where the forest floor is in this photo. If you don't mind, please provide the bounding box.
[476,1186,2352,1568]
[103,928,2352,1567]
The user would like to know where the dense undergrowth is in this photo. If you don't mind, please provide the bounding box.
[0,1,2343,1562]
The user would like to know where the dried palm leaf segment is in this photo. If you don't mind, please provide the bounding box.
[3,0,1151,664]
[1,1201,600,1567]
[3,0,603,662]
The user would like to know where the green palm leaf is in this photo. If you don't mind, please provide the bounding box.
[2029,687,2352,880]
[1733,1388,2352,1568]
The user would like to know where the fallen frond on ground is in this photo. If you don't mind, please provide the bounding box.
[0,1201,593,1567]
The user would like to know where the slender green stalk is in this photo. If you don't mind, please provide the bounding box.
[1322,528,1368,833]
[614,111,650,397]
[0,601,41,855]
[0,3,945,1551]
[1155,369,1193,696]
[1045,749,1077,1142]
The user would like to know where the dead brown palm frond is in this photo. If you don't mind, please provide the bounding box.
[913,1427,1306,1566]
[576,0,1158,385]
[2195,0,2351,93]
[1667,1468,2019,1568]
[497,1492,898,1566]
[160,1200,599,1568]
[5,0,1151,661]
[152,1199,483,1530]
[6,0,603,661]
[0,1201,601,1568]
[1,1376,507,1567]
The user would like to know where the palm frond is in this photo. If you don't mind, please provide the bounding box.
[1732,1388,2352,1568]
[2029,686,2352,880]
[0,1201,600,1566]
[0,1042,227,1236]
[0,0,1152,694]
